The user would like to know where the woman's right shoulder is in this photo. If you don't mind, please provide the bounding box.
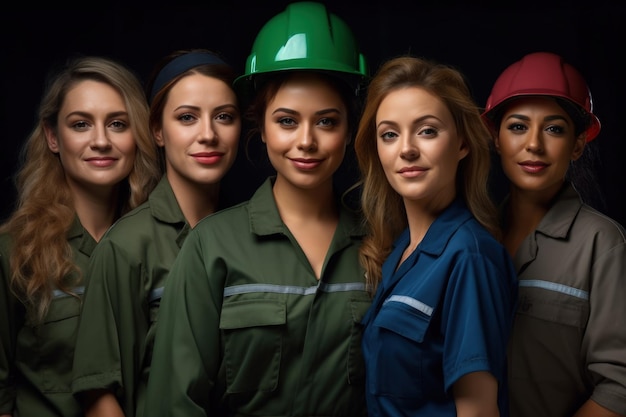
[191,201,253,239]
[0,231,13,254]
[103,204,156,239]
[577,204,626,245]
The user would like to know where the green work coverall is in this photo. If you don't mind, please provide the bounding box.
[145,177,371,416]
[0,217,95,417]
[72,176,190,417]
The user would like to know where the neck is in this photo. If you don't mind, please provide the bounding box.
[502,185,560,256]
[272,175,337,223]
[168,174,220,228]
[506,184,561,232]
[403,191,455,248]
[70,184,120,242]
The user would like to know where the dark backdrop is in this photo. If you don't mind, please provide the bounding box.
[2,1,625,226]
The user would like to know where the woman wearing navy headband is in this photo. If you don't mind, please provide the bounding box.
[71,48,242,417]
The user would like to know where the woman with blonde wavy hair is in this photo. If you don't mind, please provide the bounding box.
[0,55,160,417]
[354,55,517,416]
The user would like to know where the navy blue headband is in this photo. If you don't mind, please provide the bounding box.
[149,52,228,103]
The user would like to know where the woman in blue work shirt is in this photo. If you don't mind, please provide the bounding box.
[355,56,518,416]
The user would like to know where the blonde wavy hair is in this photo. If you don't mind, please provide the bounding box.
[0,56,160,322]
[354,56,501,294]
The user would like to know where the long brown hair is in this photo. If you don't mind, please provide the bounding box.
[1,55,160,322]
[354,56,500,294]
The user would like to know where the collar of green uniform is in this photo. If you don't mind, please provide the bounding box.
[149,175,186,225]
[248,176,364,240]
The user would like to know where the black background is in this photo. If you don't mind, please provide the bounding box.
[2,2,625,226]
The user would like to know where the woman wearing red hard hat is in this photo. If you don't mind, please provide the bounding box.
[483,51,626,417]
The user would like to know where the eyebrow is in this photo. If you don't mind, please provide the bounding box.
[173,103,238,112]
[376,114,442,129]
[505,113,571,124]
[65,110,128,120]
[271,107,342,116]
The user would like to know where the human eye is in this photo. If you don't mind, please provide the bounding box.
[545,124,565,135]
[178,113,197,124]
[317,117,337,128]
[109,120,129,131]
[71,120,90,131]
[378,131,398,142]
[418,126,438,138]
[215,112,235,124]
[506,122,527,133]
[278,117,296,127]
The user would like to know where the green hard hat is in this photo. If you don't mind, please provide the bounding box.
[234,1,368,98]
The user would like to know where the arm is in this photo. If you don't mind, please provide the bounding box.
[144,231,221,417]
[453,371,499,417]
[82,390,124,417]
[0,245,17,416]
[573,399,625,417]
[443,243,516,417]
[72,239,146,413]
[579,240,626,416]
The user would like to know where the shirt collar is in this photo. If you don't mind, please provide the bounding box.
[248,176,365,240]
[535,182,582,239]
[149,175,186,225]
[393,198,473,257]
[68,216,98,256]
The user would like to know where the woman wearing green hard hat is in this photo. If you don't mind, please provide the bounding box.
[144,2,370,416]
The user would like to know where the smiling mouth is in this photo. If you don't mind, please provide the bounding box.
[193,153,224,165]
[519,162,548,173]
[85,158,117,167]
[398,166,426,177]
[290,158,322,170]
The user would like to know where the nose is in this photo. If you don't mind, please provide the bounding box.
[297,123,317,152]
[400,133,418,160]
[198,117,218,145]
[90,123,113,150]
[525,126,544,153]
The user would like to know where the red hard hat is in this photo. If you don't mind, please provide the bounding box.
[482,51,601,141]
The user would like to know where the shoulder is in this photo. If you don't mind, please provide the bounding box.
[576,205,626,242]
[192,201,251,239]
[444,218,513,274]
[0,232,11,282]
[563,205,626,262]
[93,203,167,259]
[104,203,157,239]
[452,217,503,253]
[0,231,11,253]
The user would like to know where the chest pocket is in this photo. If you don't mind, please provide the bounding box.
[17,293,82,393]
[515,282,588,328]
[510,283,588,383]
[220,299,286,393]
[370,298,437,400]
